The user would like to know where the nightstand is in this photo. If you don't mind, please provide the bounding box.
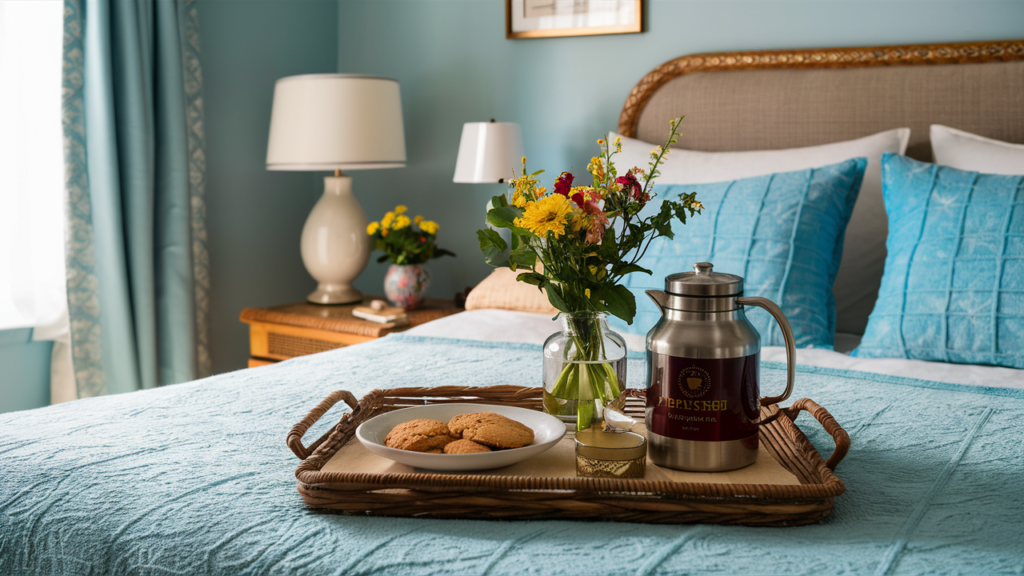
[239,297,462,367]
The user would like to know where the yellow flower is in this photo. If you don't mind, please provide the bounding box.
[597,139,605,145]
[366,222,380,234]
[521,156,527,164]
[420,220,439,235]
[414,215,423,224]
[393,215,411,229]
[381,211,395,228]
[514,194,573,238]
[585,288,591,298]
[512,189,527,208]
[395,205,407,214]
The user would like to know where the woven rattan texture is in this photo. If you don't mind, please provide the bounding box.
[289,386,849,526]
[268,333,345,357]
[619,41,1024,162]
[240,298,460,337]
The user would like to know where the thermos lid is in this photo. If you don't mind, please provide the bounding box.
[665,262,743,297]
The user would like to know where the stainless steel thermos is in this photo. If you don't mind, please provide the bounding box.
[644,263,796,472]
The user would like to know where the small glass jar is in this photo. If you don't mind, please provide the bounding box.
[575,428,647,479]
[542,312,627,431]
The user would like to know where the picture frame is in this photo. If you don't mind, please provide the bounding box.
[505,0,643,40]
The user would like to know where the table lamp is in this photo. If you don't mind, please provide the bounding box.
[266,74,406,304]
[453,120,524,184]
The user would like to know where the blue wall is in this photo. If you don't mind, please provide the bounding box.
[2,1,1021,400]
[0,329,52,413]
[338,0,1024,302]
[197,0,338,375]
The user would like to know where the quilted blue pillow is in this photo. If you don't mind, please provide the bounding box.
[853,153,1024,368]
[610,157,867,348]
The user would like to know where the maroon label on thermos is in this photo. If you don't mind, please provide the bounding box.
[646,353,761,442]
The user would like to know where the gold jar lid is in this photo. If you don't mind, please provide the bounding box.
[574,428,647,461]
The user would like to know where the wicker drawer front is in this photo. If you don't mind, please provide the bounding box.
[269,332,345,357]
[248,322,375,361]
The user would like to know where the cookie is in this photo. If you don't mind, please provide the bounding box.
[443,439,492,454]
[384,418,455,452]
[448,412,534,449]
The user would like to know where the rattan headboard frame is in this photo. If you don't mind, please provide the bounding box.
[617,39,1024,138]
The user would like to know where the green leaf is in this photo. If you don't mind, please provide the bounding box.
[476,228,508,267]
[516,272,545,287]
[490,194,509,208]
[612,263,652,277]
[433,248,456,258]
[593,284,637,325]
[509,247,537,270]
[486,206,523,229]
[545,283,570,313]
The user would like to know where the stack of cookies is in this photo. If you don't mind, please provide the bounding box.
[383,412,535,454]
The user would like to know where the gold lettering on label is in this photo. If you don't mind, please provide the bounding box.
[660,397,727,411]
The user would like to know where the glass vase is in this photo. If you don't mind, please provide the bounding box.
[542,312,627,431]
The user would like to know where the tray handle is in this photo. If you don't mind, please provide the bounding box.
[782,398,850,472]
[287,390,359,460]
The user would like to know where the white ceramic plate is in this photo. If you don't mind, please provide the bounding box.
[355,403,566,472]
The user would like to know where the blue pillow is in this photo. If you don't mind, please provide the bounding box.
[610,157,867,349]
[853,153,1024,369]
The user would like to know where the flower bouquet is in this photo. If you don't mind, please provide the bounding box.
[477,117,702,430]
[368,205,454,309]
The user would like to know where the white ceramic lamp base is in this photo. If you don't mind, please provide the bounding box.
[300,176,370,305]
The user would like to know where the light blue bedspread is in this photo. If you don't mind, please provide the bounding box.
[1,335,1022,575]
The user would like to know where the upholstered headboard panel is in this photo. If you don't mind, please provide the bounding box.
[617,40,1024,337]
[619,41,1024,161]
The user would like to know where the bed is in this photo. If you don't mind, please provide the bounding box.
[2,40,1023,576]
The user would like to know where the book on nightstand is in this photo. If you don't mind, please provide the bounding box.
[352,305,409,325]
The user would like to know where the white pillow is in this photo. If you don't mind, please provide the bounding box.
[931,125,1024,175]
[609,128,910,336]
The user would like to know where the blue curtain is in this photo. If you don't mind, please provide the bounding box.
[62,0,209,398]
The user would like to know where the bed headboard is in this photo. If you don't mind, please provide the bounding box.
[618,40,1024,161]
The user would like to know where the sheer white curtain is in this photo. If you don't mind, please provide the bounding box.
[0,0,71,401]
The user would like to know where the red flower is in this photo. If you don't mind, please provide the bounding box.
[616,172,648,202]
[571,192,585,207]
[420,236,426,242]
[554,171,574,196]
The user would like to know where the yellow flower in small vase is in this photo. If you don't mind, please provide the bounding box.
[419,220,439,235]
[366,222,380,234]
[514,194,574,238]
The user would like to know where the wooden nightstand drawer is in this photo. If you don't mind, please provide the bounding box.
[248,322,373,361]
[240,296,461,366]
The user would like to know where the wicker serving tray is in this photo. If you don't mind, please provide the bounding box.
[288,386,850,526]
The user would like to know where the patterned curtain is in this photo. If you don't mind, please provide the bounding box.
[60,0,209,400]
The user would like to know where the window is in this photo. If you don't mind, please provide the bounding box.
[0,0,66,335]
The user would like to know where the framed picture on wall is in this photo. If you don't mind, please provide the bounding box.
[506,0,643,39]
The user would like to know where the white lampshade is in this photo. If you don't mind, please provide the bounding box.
[266,74,406,170]
[453,121,524,183]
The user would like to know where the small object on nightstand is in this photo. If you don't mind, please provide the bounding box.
[239,296,461,367]
[369,299,387,311]
[352,304,408,325]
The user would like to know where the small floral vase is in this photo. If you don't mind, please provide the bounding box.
[384,264,430,310]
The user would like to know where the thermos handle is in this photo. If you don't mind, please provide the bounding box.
[736,296,795,406]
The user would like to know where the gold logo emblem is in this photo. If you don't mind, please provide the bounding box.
[677,366,711,398]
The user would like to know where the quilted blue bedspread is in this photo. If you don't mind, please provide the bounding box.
[1,335,1022,575]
